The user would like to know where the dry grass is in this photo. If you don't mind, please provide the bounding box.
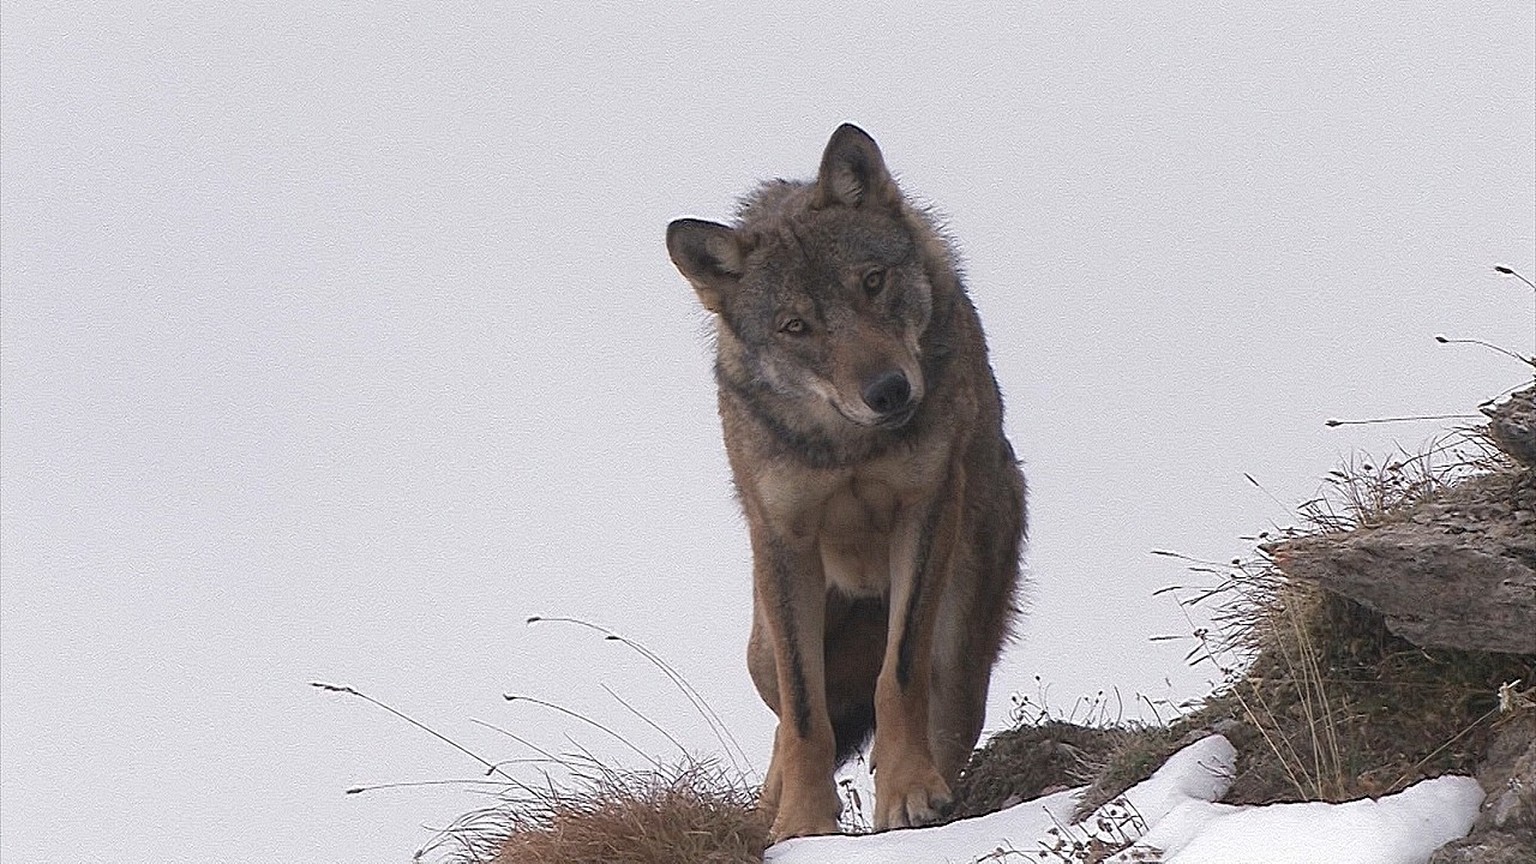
[431,758,768,864]
[1198,580,1529,804]
[314,621,771,864]
[946,721,1120,821]
[1290,429,1504,533]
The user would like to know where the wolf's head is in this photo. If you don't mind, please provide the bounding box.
[668,125,952,440]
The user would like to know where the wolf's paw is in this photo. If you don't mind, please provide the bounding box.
[872,762,952,831]
[766,800,840,843]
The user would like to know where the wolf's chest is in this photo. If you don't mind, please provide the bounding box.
[817,478,902,598]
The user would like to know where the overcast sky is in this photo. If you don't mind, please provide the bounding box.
[3,3,1533,863]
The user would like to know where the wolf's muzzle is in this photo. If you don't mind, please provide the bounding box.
[862,370,914,418]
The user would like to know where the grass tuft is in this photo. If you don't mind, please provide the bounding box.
[438,757,767,864]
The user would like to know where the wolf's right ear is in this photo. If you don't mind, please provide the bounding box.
[666,218,744,313]
[813,123,900,211]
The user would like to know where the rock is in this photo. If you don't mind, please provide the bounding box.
[1485,386,1536,469]
[1478,715,1536,835]
[1429,696,1536,862]
[1268,469,1536,655]
[1429,831,1536,864]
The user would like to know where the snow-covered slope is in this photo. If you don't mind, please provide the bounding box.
[766,735,1484,864]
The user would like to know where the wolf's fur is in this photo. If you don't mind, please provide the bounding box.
[666,125,1026,840]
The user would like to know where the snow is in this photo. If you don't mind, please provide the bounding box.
[766,786,1082,864]
[1117,775,1486,864]
[766,735,1486,864]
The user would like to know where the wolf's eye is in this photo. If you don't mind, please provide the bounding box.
[779,317,807,335]
[862,269,885,297]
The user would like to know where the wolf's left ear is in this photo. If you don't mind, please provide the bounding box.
[666,218,745,313]
[813,123,900,211]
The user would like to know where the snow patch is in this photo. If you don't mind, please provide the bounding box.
[766,734,1486,864]
[1117,774,1486,864]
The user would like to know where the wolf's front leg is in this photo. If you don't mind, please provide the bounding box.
[752,534,842,841]
[761,714,841,841]
[870,484,963,830]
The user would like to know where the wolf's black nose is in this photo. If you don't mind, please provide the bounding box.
[862,371,912,415]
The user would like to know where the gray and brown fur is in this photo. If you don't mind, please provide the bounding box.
[666,125,1026,840]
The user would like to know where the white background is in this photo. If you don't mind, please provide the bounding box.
[3,3,1532,862]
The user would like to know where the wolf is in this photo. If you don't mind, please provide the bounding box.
[665,124,1026,841]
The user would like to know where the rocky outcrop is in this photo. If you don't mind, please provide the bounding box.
[1267,477,1535,654]
[1268,387,1536,656]
[1486,385,1536,469]
[1272,386,1536,862]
